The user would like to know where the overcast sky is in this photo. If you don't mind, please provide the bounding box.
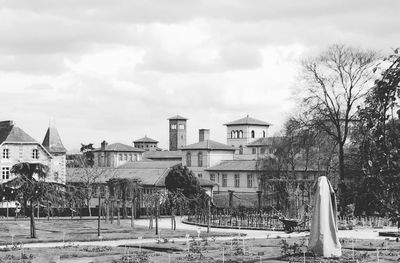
[1,0,399,152]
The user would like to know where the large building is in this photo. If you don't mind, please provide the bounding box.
[168,115,187,151]
[224,115,271,156]
[180,129,235,179]
[93,141,145,168]
[0,120,67,184]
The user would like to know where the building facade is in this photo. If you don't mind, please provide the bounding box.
[93,141,145,168]
[0,120,66,185]
[224,115,271,156]
[181,129,235,179]
[168,115,187,151]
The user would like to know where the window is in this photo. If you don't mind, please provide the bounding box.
[2,167,10,180]
[119,154,123,161]
[222,174,227,187]
[186,152,191,167]
[252,148,256,154]
[261,148,266,154]
[251,130,255,138]
[234,174,240,187]
[171,124,177,129]
[129,154,133,161]
[210,173,215,182]
[179,124,185,129]
[247,174,253,188]
[124,154,128,161]
[231,131,236,139]
[238,130,243,138]
[198,173,202,178]
[239,146,243,155]
[198,152,203,167]
[2,149,9,159]
[32,149,39,159]
[263,131,266,138]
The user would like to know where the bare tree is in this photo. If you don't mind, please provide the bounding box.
[299,44,378,202]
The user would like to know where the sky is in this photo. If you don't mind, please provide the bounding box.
[1,0,399,152]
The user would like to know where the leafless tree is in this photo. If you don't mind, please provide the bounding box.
[299,44,378,200]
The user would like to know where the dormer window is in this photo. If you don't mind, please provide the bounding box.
[3,149,9,159]
[32,149,39,159]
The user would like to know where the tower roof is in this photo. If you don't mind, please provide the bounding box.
[133,136,159,143]
[168,115,188,120]
[224,115,271,126]
[42,126,67,153]
[0,120,37,144]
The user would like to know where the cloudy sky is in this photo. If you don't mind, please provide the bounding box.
[1,0,399,152]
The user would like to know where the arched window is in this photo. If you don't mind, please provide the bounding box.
[186,152,191,167]
[263,131,266,138]
[238,130,243,138]
[251,130,255,138]
[198,152,203,167]
[231,130,235,139]
[239,145,243,155]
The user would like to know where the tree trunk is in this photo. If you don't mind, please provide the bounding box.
[338,142,346,210]
[30,201,36,238]
[88,199,92,217]
[117,201,121,226]
[110,201,114,224]
[105,201,109,223]
[131,199,135,228]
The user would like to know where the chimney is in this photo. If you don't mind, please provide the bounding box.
[199,129,210,142]
[101,140,108,151]
[0,120,14,129]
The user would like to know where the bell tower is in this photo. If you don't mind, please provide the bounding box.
[168,115,187,151]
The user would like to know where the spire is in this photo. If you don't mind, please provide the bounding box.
[42,125,67,154]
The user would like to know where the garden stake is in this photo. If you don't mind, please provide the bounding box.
[138,236,142,252]
[377,248,379,263]
[303,251,305,263]
[352,239,355,259]
[242,238,245,255]
[222,247,225,263]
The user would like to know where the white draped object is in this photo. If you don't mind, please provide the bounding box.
[308,176,342,257]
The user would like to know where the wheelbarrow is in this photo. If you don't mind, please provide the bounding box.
[279,217,310,233]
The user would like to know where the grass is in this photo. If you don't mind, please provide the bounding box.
[0,218,233,246]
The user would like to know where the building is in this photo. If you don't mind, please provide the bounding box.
[180,129,235,179]
[206,160,259,193]
[245,137,285,159]
[143,150,183,162]
[93,141,145,168]
[0,120,66,184]
[168,115,187,151]
[42,125,67,183]
[133,136,159,151]
[224,115,271,155]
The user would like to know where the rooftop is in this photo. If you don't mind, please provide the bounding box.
[246,136,286,147]
[168,115,188,120]
[133,136,159,143]
[224,115,271,127]
[180,140,235,151]
[42,126,67,153]
[143,150,183,160]
[0,121,36,144]
[94,143,145,152]
[206,160,258,171]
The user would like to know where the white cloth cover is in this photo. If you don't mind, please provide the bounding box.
[308,176,342,257]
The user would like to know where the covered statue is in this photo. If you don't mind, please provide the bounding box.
[308,176,342,257]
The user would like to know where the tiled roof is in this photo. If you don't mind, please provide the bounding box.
[133,136,159,143]
[180,140,235,151]
[118,160,181,169]
[224,115,271,126]
[206,160,258,171]
[95,143,145,152]
[168,115,188,120]
[143,150,183,160]
[0,121,36,144]
[66,161,211,187]
[42,126,67,153]
[246,137,286,147]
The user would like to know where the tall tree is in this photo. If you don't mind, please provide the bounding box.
[6,163,50,238]
[299,44,378,203]
[357,49,400,216]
